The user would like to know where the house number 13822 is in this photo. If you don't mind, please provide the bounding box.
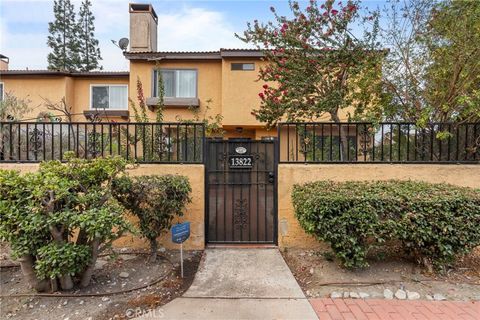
[228,156,253,168]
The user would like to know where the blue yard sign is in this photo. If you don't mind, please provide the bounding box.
[171,222,190,244]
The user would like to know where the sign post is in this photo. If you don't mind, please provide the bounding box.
[171,222,190,278]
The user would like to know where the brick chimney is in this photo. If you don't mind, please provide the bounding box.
[129,3,158,52]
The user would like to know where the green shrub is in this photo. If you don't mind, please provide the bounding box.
[0,154,133,292]
[112,174,192,262]
[292,180,480,269]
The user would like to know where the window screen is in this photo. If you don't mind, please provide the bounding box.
[154,69,197,98]
[231,63,255,71]
[92,86,109,109]
[91,85,128,109]
[160,70,175,97]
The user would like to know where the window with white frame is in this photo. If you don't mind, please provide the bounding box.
[0,82,4,101]
[153,69,197,98]
[90,85,128,110]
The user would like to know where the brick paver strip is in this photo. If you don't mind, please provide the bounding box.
[309,299,479,320]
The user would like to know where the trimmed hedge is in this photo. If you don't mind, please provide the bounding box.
[292,180,480,269]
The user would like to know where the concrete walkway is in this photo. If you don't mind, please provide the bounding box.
[138,248,317,319]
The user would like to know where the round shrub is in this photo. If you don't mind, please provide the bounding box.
[112,174,192,262]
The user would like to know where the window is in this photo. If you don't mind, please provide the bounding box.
[90,85,128,110]
[0,83,4,101]
[231,63,255,71]
[153,69,197,98]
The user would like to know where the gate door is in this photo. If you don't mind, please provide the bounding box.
[206,139,277,244]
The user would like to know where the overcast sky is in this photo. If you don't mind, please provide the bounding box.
[0,0,386,71]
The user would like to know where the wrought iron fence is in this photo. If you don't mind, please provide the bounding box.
[1,121,479,164]
[278,122,480,163]
[0,122,205,163]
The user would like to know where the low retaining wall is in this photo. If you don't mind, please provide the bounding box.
[3,162,479,250]
[277,164,480,248]
[0,163,205,250]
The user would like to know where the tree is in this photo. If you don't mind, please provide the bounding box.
[380,0,480,124]
[0,92,31,121]
[422,0,480,123]
[47,0,81,71]
[112,175,192,262]
[77,0,102,71]
[0,155,133,291]
[237,0,383,127]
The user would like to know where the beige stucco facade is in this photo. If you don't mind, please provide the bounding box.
[129,60,223,123]
[0,72,129,121]
[1,76,71,120]
[277,164,480,248]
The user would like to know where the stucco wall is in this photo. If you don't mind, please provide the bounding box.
[71,78,129,116]
[115,164,205,250]
[221,59,266,127]
[129,60,222,123]
[1,76,129,121]
[1,77,68,120]
[278,164,480,248]
[0,163,205,250]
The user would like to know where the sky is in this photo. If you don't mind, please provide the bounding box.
[0,0,387,71]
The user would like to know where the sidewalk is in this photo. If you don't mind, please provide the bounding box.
[138,248,317,319]
[309,298,479,320]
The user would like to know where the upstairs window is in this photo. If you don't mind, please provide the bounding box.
[90,85,128,110]
[0,82,4,101]
[231,63,255,71]
[153,69,197,98]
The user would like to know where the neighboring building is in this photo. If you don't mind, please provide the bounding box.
[0,70,129,121]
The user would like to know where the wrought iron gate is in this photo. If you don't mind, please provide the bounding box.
[205,139,277,244]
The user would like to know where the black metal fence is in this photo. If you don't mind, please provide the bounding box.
[0,122,205,163]
[1,121,479,164]
[278,122,480,163]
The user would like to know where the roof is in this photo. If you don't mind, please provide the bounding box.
[0,70,129,78]
[124,49,264,60]
[0,54,8,60]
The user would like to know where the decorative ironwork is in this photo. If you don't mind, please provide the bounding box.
[233,198,249,229]
[279,122,480,163]
[28,127,43,158]
[0,122,205,163]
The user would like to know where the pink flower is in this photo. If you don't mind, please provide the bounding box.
[263,84,269,89]
[258,92,265,99]
[331,9,339,15]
